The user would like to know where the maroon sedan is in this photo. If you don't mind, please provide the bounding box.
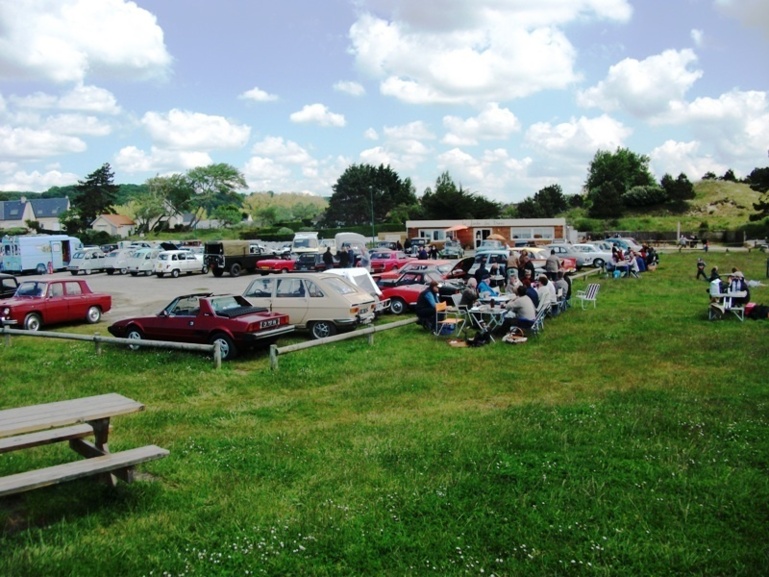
[0,278,112,331]
[108,293,294,360]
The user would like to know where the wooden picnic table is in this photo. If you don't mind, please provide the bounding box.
[0,393,168,497]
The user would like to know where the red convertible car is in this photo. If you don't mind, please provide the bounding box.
[378,271,464,314]
[108,293,294,360]
[0,278,112,331]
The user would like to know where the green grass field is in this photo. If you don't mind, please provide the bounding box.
[2,250,768,576]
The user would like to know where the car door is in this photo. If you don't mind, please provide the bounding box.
[43,281,69,324]
[62,281,90,321]
[271,277,310,326]
[153,295,205,342]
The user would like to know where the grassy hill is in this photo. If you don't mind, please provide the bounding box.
[567,180,764,234]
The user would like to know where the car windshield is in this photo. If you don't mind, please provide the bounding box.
[210,296,242,312]
[370,252,391,259]
[16,282,46,297]
[324,277,360,295]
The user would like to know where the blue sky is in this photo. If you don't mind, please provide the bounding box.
[0,0,767,203]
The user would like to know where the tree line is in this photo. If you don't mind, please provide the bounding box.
[5,148,769,239]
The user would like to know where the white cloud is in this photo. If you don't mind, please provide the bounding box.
[690,28,704,47]
[578,49,703,119]
[0,168,79,192]
[334,81,366,96]
[0,126,86,159]
[525,115,631,156]
[141,109,250,150]
[715,0,769,39]
[364,128,379,140]
[44,114,112,136]
[0,0,171,83]
[442,103,521,145]
[348,2,632,104]
[113,146,212,173]
[289,103,346,127]
[8,85,121,115]
[239,87,278,102]
[250,137,317,167]
[358,121,434,171]
[649,140,720,180]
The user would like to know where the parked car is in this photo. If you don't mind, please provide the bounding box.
[404,237,428,255]
[242,273,377,339]
[127,248,163,276]
[294,252,335,272]
[108,293,293,361]
[0,273,20,299]
[369,249,412,273]
[476,239,506,252]
[572,243,613,268]
[541,244,586,269]
[104,248,135,275]
[377,270,463,311]
[440,239,464,258]
[379,283,423,315]
[606,237,643,253]
[377,258,472,282]
[0,279,111,331]
[327,268,390,315]
[67,247,107,275]
[154,250,208,278]
[256,256,297,274]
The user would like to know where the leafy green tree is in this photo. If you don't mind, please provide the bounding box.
[323,164,418,227]
[516,184,567,218]
[213,204,244,228]
[65,163,120,235]
[702,171,717,180]
[622,185,668,208]
[748,167,769,221]
[131,181,167,233]
[515,197,545,218]
[585,148,655,196]
[721,168,737,182]
[420,172,501,219]
[186,163,247,228]
[660,173,695,204]
[587,181,624,218]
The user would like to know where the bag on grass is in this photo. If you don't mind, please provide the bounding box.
[466,329,491,347]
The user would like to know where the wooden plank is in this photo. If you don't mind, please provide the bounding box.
[0,445,169,497]
[0,423,97,454]
[0,394,143,438]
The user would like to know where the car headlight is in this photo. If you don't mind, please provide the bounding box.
[1,307,9,316]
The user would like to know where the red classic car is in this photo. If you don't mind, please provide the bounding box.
[378,271,464,314]
[369,249,412,273]
[376,258,472,281]
[107,293,294,360]
[0,278,112,331]
[255,257,296,274]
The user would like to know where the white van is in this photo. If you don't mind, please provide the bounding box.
[67,247,107,275]
[153,250,208,278]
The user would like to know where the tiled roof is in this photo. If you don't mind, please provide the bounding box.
[28,198,68,218]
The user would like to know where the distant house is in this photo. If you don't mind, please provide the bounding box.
[91,214,136,238]
[0,197,69,231]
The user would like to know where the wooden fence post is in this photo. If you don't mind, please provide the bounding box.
[269,344,279,370]
[213,341,221,370]
[94,332,102,355]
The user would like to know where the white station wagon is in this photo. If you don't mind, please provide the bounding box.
[153,250,208,278]
[242,273,377,339]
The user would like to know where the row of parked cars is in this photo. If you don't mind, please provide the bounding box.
[67,245,209,278]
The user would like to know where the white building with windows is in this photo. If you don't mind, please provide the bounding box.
[406,218,573,249]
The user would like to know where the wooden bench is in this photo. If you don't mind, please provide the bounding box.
[0,394,169,497]
[0,445,169,497]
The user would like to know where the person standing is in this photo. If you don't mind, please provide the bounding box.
[338,247,350,268]
[545,250,560,281]
[696,258,707,280]
[322,247,334,270]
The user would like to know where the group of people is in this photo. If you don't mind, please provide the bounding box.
[606,245,658,278]
[415,263,574,333]
[707,265,750,307]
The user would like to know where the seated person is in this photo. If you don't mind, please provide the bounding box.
[525,282,539,309]
[504,285,536,329]
[521,268,533,287]
[728,273,750,306]
[477,274,498,297]
[415,280,440,331]
[460,278,479,308]
[554,270,569,300]
[536,274,556,310]
[505,269,522,294]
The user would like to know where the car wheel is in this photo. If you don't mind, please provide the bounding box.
[389,298,406,315]
[593,258,605,268]
[310,321,336,340]
[201,265,209,274]
[85,306,101,324]
[280,267,288,274]
[212,268,224,277]
[85,268,91,275]
[210,333,236,360]
[130,272,138,277]
[126,326,143,350]
[171,269,180,278]
[36,263,47,275]
[106,269,114,275]
[230,263,242,277]
[156,272,164,278]
[24,313,42,331]
[120,268,128,275]
[70,271,78,276]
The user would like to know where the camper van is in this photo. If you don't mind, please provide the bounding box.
[1,235,82,275]
[290,232,320,256]
[68,247,107,275]
[335,232,371,271]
